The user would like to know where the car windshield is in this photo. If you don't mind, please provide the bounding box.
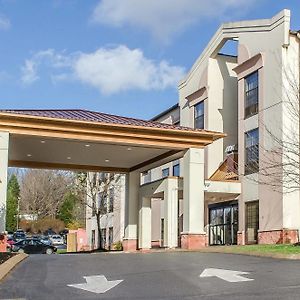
[15,233,25,237]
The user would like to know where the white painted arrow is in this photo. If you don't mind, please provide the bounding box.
[68,275,123,294]
[200,268,254,283]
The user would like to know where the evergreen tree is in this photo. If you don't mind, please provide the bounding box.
[6,174,20,232]
[58,192,77,226]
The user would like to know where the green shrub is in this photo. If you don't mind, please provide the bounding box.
[113,241,123,251]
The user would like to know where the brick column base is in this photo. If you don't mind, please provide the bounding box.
[180,233,207,249]
[122,239,138,252]
[258,229,299,244]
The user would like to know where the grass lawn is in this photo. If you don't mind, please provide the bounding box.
[56,249,67,254]
[204,244,300,258]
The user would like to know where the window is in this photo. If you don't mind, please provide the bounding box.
[100,228,106,249]
[173,164,180,177]
[99,194,107,214]
[92,201,96,217]
[245,128,259,175]
[91,230,95,250]
[142,171,151,184]
[246,201,259,244]
[108,188,114,213]
[108,227,113,250]
[245,71,259,118]
[162,168,169,178]
[194,101,204,129]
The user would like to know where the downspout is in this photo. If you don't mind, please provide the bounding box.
[297,32,300,243]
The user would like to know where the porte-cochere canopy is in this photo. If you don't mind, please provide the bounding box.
[0,109,225,173]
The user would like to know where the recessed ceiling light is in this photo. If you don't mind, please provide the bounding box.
[27,154,32,157]
[67,157,71,160]
[105,159,110,163]
[41,140,46,144]
[85,144,90,147]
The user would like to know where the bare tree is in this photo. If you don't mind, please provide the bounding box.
[74,171,122,250]
[240,61,300,193]
[20,169,71,218]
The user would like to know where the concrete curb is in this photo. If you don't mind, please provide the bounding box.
[120,248,300,260]
[0,253,28,281]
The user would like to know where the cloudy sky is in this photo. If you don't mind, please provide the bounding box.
[0,0,299,119]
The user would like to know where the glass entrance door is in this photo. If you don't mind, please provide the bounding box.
[209,202,238,245]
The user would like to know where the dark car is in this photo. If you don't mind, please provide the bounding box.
[13,232,26,241]
[11,239,57,254]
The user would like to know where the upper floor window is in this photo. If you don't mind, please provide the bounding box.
[142,171,151,184]
[245,71,259,118]
[162,168,170,178]
[245,128,259,175]
[99,194,107,215]
[194,101,204,129]
[173,164,180,177]
[108,188,114,213]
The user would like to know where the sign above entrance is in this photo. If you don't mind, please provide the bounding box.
[225,144,238,154]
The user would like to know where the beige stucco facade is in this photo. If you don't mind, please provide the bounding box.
[138,9,300,247]
[1,10,299,251]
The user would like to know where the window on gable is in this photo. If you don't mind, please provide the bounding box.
[194,101,204,129]
[245,71,259,118]
[162,168,170,178]
[172,164,180,177]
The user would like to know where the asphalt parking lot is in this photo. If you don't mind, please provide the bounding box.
[1,251,300,299]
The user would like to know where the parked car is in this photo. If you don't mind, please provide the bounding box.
[11,239,57,254]
[49,235,64,245]
[39,236,53,246]
[6,231,14,240]
[13,232,26,241]
[44,229,56,236]
[7,238,15,246]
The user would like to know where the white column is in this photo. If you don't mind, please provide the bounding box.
[164,178,178,248]
[138,197,151,249]
[0,132,9,233]
[123,171,140,250]
[183,148,205,234]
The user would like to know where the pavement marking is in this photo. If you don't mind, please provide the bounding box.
[68,275,123,294]
[200,268,254,283]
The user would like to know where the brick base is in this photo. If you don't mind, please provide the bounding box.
[151,240,161,248]
[258,229,299,244]
[181,233,207,249]
[122,239,138,252]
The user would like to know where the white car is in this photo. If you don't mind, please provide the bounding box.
[50,235,64,245]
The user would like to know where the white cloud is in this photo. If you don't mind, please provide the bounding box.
[20,46,185,94]
[20,49,74,85]
[0,14,10,30]
[21,60,39,85]
[91,0,257,42]
[73,45,185,94]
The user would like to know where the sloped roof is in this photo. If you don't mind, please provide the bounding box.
[0,109,220,135]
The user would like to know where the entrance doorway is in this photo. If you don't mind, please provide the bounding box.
[209,201,238,245]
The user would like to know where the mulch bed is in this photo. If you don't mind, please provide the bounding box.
[0,253,16,265]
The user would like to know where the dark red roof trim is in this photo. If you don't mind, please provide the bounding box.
[0,109,205,132]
